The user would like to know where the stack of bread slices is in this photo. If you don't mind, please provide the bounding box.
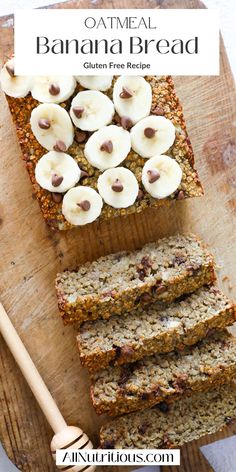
[55,233,236,449]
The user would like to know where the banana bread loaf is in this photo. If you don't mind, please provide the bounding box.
[100,384,236,449]
[77,286,236,371]
[56,234,215,325]
[91,331,236,416]
[1,64,203,230]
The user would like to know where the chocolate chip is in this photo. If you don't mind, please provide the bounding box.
[111,179,123,192]
[118,365,135,387]
[73,106,84,118]
[120,116,133,130]
[156,284,166,294]
[157,402,169,413]
[113,345,122,359]
[102,440,115,449]
[100,140,113,154]
[53,140,67,152]
[177,190,185,200]
[51,174,63,187]
[78,200,91,211]
[38,118,51,130]
[144,127,156,139]
[136,189,144,201]
[49,83,60,96]
[118,372,130,387]
[120,86,133,99]
[137,256,152,281]
[225,416,236,426]
[75,130,87,144]
[135,295,141,305]
[52,192,63,203]
[140,256,152,268]
[152,106,164,116]
[80,169,89,179]
[140,292,152,303]
[138,423,149,435]
[147,169,160,183]
[173,255,186,265]
[137,270,145,281]
[6,63,15,78]
[120,345,135,358]
[141,392,151,401]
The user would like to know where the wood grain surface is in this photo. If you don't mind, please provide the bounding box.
[0,0,236,471]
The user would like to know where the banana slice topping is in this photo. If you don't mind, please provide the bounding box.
[142,155,182,199]
[84,125,131,171]
[31,76,76,103]
[62,186,103,226]
[97,167,139,208]
[113,76,152,124]
[35,151,81,193]
[131,115,176,158]
[0,58,32,98]
[70,90,114,131]
[30,103,74,151]
[76,76,113,91]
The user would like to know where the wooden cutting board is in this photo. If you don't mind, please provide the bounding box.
[0,0,236,471]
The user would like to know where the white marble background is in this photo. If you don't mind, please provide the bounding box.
[0,0,235,471]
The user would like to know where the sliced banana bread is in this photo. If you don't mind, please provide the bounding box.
[56,234,215,325]
[91,331,236,416]
[77,286,236,371]
[100,384,236,449]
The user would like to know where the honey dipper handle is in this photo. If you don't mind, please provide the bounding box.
[0,303,67,434]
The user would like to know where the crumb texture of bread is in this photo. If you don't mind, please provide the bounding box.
[99,385,236,449]
[77,286,236,371]
[91,331,236,416]
[56,234,215,325]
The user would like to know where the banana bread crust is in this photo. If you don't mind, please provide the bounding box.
[77,286,236,372]
[99,385,236,449]
[91,332,236,416]
[6,75,203,230]
[56,234,215,325]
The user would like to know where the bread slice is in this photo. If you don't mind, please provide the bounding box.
[56,234,215,325]
[91,331,236,416]
[77,286,236,372]
[100,384,236,449]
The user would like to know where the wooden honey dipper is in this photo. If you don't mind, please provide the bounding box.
[0,303,96,472]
